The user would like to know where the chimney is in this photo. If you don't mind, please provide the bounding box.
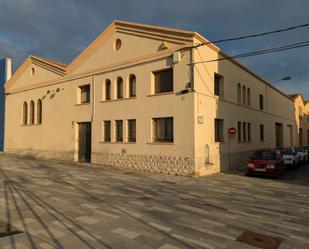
[0,58,12,85]
[5,58,12,82]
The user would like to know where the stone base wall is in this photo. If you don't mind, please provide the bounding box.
[4,148,74,161]
[92,152,196,176]
[219,150,254,171]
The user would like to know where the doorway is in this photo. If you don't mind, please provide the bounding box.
[78,122,91,163]
[275,123,283,148]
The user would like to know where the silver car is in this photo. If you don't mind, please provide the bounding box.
[278,148,300,167]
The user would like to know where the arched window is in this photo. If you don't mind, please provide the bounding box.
[22,102,28,125]
[129,74,136,97]
[30,101,35,125]
[105,79,111,100]
[247,88,251,106]
[237,83,241,104]
[37,99,42,124]
[117,77,123,99]
[242,86,246,105]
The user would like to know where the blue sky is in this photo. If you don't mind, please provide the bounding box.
[1,0,309,97]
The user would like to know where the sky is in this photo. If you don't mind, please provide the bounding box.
[0,0,309,97]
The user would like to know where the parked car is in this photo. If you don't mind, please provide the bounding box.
[302,146,309,162]
[294,147,308,164]
[247,149,285,178]
[277,147,300,167]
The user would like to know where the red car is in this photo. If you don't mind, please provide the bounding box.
[247,149,285,178]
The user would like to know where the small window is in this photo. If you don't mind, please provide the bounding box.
[238,121,242,142]
[299,128,303,146]
[105,79,111,100]
[299,107,303,120]
[127,119,136,142]
[215,119,224,142]
[30,101,35,125]
[242,86,246,105]
[103,121,111,142]
[31,67,35,76]
[115,120,123,142]
[154,69,173,94]
[22,102,28,125]
[79,85,90,104]
[259,94,264,110]
[242,122,247,142]
[247,88,251,106]
[153,117,173,143]
[248,122,251,142]
[114,39,122,51]
[260,124,264,142]
[37,99,42,124]
[129,74,136,97]
[214,73,224,97]
[237,83,241,104]
[117,77,123,99]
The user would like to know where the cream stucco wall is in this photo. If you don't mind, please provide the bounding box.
[193,40,298,173]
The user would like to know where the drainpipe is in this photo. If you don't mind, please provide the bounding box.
[91,76,95,122]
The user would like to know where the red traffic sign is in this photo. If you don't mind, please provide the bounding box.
[228,127,237,135]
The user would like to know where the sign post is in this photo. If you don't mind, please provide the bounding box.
[227,127,237,170]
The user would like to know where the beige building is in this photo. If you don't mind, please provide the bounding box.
[288,93,309,146]
[3,20,305,176]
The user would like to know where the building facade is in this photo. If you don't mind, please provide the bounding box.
[3,20,305,176]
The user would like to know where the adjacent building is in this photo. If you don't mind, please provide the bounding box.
[3,20,306,176]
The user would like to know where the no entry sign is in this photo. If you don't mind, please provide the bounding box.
[228,127,237,135]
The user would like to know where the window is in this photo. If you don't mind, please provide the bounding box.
[248,122,251,142]
[105,79,111,100]
[154,68,173,94]
[242,86,246,105]
[215,119,224,142]
[79,85,90,104]
[37,99,42,124]
[152,117,173,143]
[22,102,28,125]
[117,77,123,99]
[115,120,123,142]
[127,119,136,142]
[299,107,303,120]
[299,128,303,146]
[237,83,241,104]
[103,121,111,142]
[114,39,122,51]
[247,88,251,106]
[129,74,136,97]
[242,122,247,142]
[260,124,264,142]
[214,73,224,97]
[259,94,264,110]
[238,121,242,142]
[30,101,35,125]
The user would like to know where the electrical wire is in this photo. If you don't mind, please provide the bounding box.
[193,40,309,64]
[194,22,309,48]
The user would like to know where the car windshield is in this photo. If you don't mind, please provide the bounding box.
[294,148,303,152]
[252,151,277,160]
[280,149,293,155]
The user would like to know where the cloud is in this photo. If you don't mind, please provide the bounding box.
[0,0,308,96]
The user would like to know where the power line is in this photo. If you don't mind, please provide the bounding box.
[193,40,309,64]
[194,22,309,48]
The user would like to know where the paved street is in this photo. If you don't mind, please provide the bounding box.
[0,154,308,249]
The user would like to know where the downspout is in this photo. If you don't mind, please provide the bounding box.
[91,76,95,122]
